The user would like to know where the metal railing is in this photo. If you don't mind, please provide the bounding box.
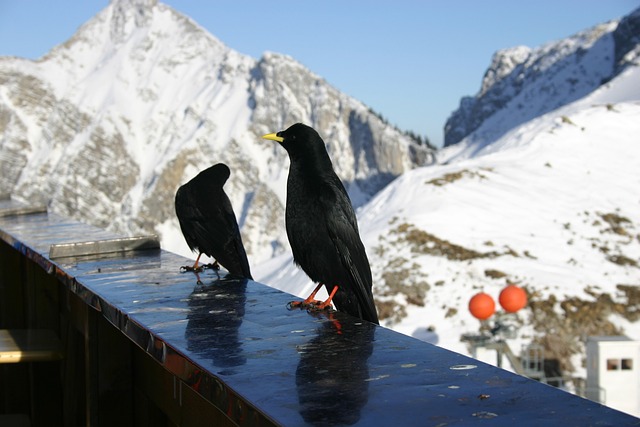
[0,198,638,426]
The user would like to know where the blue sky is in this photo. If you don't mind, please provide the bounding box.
[0,1,638,146]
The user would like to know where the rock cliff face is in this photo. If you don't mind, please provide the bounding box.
[0,0,432,263]
[444,7,640,148]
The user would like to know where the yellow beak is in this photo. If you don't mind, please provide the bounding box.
[262,132,284,143]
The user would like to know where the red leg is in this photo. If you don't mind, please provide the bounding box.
[193,252,203,270]
[180,252,204,272]
[289,283,324,308]
[315,285,338,310]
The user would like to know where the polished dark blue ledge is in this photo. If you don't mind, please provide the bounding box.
[1,198,638,426]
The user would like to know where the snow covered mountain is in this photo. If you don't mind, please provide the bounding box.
[258,8,640,380]
[0,0,431,264]
[443,7,640,149]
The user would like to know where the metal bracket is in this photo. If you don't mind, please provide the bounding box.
[49,235,160,259]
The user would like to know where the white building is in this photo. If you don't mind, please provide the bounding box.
[586,336,640,417]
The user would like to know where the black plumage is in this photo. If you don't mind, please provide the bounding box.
[174,163,252,279]
[263,124,379,324]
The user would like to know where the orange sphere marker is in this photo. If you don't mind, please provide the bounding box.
[499,285,527,313]
[469,292,496,320]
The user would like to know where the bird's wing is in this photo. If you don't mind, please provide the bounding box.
[217,194,252,279]
[323,180,378,323]
[196,192,252,278]
[175,186,202,252]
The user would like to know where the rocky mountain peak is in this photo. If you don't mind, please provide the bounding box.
[479,46,530,96]
[109,0,157,43]
[0,1,431,264]
[613,7,640,72]
[444,8,639,148]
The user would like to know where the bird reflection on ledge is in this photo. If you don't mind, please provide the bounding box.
[296,313,376,426]
[185,276,247,375]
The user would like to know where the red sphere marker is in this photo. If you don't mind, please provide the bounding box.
[469,292,496,320]
[499,285,527,313]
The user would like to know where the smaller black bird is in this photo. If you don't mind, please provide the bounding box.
[263,124,379,324]
[175,163,252,279]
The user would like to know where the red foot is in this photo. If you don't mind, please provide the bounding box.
[287,284,339,312]
[180,252,204,272]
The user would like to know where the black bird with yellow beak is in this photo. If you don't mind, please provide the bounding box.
[263,123,379,324]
